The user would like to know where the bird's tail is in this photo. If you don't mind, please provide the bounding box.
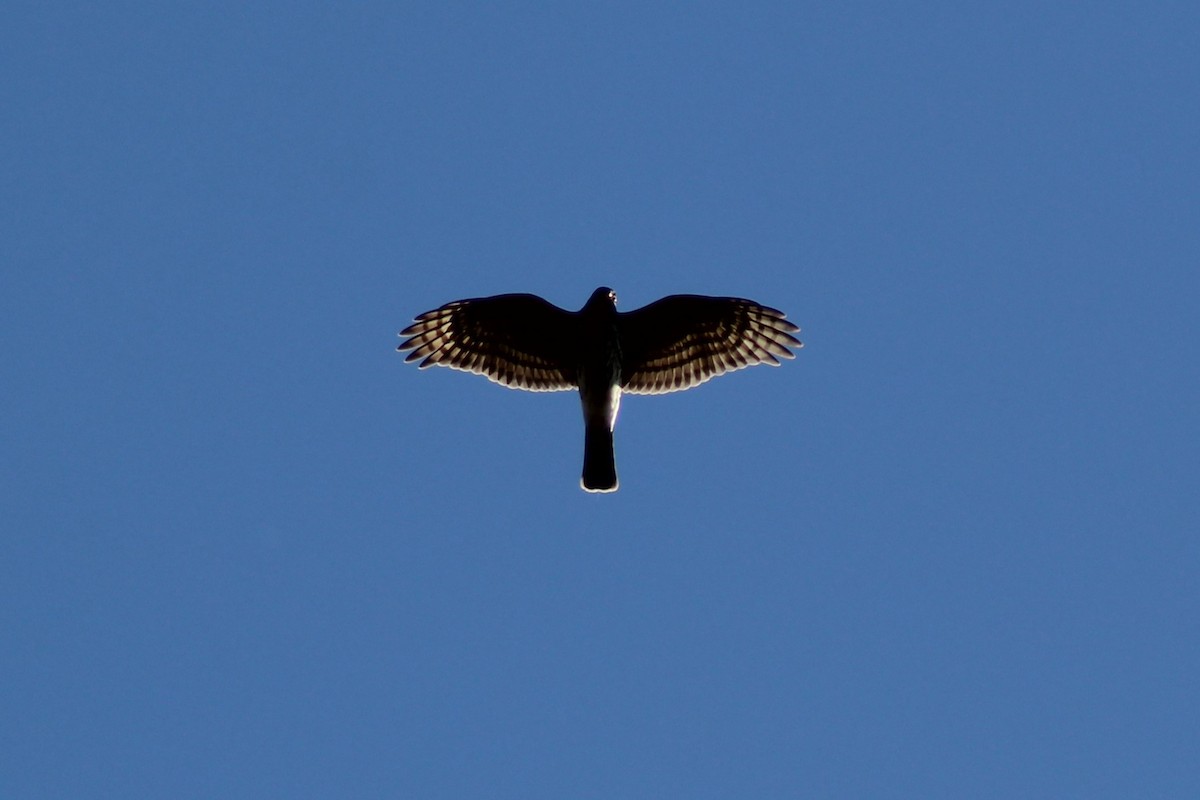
[581,422,618,493]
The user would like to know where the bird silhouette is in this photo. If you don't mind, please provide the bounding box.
[398,287,802,492]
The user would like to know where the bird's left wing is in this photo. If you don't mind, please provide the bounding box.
[618,294,802,394]
[399,294,577,391]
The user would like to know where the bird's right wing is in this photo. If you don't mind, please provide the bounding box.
[398,294,577,391]
[619,294,802,394]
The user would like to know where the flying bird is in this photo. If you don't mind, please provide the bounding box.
[397,287,802,492]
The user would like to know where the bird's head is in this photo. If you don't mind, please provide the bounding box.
[587,286,617,308]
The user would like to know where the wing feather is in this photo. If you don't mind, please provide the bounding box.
[618,295,802,395]
[397,294,577,391]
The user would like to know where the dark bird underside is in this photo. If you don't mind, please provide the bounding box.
[398,287,802,491]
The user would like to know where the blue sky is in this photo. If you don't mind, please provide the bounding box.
[3,3,1198,797]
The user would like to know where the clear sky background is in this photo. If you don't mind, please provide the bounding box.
[3,3,1198,797]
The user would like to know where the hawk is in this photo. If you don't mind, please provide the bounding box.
[397,287,802,492]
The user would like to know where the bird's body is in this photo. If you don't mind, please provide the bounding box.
[398,287,802,492]
[575,289,623,491]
